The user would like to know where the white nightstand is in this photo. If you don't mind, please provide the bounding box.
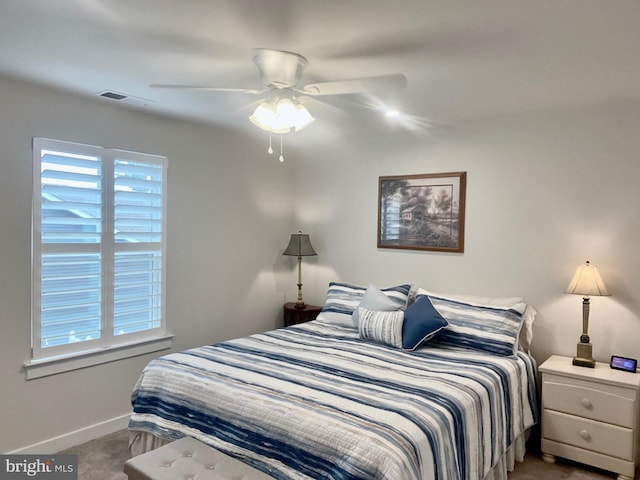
[540,355,640,480]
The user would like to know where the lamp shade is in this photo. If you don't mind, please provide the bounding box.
[249,100,292,134]
[283,232,316,257]
[564,261,610,297]
[293,103,315,131]
[249,97,314,134]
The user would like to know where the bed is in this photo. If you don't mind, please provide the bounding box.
[128,284,539,480]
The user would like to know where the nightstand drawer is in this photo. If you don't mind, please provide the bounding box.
[543,373,636,427]
[542,409,634,460]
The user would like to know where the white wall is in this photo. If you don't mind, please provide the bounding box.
[0,75,297,453]
[296,100,640,366]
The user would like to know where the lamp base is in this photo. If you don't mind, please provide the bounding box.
[572,341,596,368]
[294,301,307,310]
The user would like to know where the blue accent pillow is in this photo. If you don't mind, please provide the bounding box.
[401,296,449,351]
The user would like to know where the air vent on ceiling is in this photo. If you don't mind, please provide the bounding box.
[100,91,127,100]
[97,90,154,107]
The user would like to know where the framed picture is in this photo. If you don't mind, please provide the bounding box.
[378,171,466,253]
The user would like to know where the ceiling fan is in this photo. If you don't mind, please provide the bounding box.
[150,48,407,131]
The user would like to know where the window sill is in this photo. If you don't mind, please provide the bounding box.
[23,334,174,380]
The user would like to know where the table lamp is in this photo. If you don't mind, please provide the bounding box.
[564,260,610,367]
[283,231,317,309]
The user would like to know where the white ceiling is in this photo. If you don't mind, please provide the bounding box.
[1,0,639,142]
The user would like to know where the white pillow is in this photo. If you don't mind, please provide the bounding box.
[351,284,402,328]
[417,288,524,309]
[519,305,537,353]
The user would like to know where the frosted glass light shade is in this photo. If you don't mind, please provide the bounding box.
[294,103,315,131]
[249,97,314,133]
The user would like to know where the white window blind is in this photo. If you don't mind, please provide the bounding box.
[32,138,167,361]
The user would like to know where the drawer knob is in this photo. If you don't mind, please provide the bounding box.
[579,429,592,441]
[580,398,592,409]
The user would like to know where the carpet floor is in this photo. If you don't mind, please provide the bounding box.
[59,429,618,479]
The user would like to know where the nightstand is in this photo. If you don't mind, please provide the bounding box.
[540,355,640,480]
[283,303,322,327]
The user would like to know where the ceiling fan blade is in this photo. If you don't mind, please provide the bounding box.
[300,73,407,96]
[149,84,265,94]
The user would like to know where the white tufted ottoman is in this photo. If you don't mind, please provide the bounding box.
[123,436,275,480]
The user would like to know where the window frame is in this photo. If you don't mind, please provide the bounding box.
[28,138,170,377]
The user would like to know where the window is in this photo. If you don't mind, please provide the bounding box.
[31,138,168,365]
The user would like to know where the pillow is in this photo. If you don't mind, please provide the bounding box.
[416,288,536,353]
[519,305,537,353]
[316,282,411,328]
[351,284,402,328]
[415,288,524,307]
[416,288,527,357]
[358,307,404,349]
[401,296,449,351]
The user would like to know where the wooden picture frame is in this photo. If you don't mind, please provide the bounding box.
[378,172,466,252]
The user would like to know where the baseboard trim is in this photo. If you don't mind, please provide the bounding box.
[6,413,130,454]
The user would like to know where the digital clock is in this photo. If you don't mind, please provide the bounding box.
[610,355,638,373]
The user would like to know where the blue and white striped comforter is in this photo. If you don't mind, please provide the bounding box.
[129,321,538,480]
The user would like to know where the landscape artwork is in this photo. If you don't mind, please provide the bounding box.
[377,172,466,252]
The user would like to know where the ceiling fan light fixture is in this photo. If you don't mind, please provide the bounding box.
[249,101,274,125]
[249,100,291,134]
[294,103,315,131]
[274,98,297,124]
[249,96,313,134]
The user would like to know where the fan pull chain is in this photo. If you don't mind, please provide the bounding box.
[267,131,274,155]
[279,134,284,162]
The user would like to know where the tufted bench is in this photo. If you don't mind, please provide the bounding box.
[123,436,274,480]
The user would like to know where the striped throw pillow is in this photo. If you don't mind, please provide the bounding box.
[358,307,404,349]
[424,293,526,357]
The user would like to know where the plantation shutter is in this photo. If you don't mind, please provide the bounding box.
[112,154,165,337]
[32,138,166,360]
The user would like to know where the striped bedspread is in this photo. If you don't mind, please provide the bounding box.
[129,321,538,480]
